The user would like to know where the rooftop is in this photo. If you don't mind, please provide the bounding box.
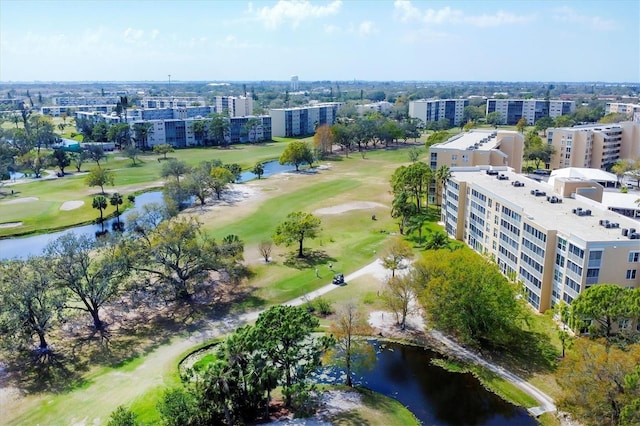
[433,130,509,151]
[451,168,640,243]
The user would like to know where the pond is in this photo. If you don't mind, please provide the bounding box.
[0,160,296,260]
[0,191,165,260]
[317,340,537,426]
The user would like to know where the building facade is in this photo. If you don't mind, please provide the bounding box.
[486,99,575,125]
[42,105,115,117]
[214,96,254,117]
[605,102,640,117]
[53,96,120,106]
[409,99,468,126]
[547,121,640,171]
[356,101,393,115]
[269,103,342,137]
[140,97,207,109]
[442,168,640,313]
[429,130,524,172]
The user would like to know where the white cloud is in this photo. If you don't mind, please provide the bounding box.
[393,1,534,27]
[123,28,144,44]
[393,0,420,23]
[324,24,340,34]
[356,21,376,37]
[253,0,342,29]
[552,6,615,31]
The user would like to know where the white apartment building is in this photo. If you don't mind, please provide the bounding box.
[269,103,342,137]
[214,96,254,117]
[409,99,468,126]
[442,167,640,313]
[356,101,393,115]
[605,102,640,116]
[140,97,207,109]
[547,121,640,171]
[486,99,575,125]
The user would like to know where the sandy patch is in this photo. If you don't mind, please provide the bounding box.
[0,222,22,229]
[60,200,84,211]
[2,197,38,205]
[314,201,387,215]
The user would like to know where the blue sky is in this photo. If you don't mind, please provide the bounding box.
[1,0,638,82]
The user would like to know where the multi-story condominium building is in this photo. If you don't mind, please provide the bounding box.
[441,167,640,313]
[214,96,254,117]
[356,101,393,115]
[144,115,271,148]
[41,105,115,117]
[409,99,469,126]
[139,97,207,109]
[605,102,640,116]
[53,96,120,106]
[269,103,342,137]
[429,130,524,172]
[547,121,640,171]
[485,99,575,125]
[0,98,25,109]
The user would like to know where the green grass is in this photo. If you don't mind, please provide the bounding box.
[326,386,420,425]
[0,143,290,237]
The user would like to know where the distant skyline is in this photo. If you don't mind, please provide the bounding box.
[1,0,638,83]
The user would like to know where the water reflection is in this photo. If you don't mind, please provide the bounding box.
[317,341,536,426]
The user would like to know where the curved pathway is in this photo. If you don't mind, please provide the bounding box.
[0,259,556,424]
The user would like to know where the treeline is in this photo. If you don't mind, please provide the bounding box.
[0,215,245,356]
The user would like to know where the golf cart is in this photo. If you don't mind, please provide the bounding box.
[332,273,345,285]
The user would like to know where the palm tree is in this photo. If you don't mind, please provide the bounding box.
[435,165,452,207]
[109,192,123,223]
[407,213,428,246]
[92,195,108,230]
[424,230,450,250]
[132,122,154,150]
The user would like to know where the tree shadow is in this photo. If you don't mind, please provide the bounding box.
[482,329,558,378]
[283,250,335,270]
[1,347,90,395]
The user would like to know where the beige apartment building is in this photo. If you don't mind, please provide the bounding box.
[547,121,640,171]
[442,167,640,315]
[429,130,524,172]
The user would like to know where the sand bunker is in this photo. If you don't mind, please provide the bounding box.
[2,197,38,205]
[0,222,22,229]
[314,201,387,215]
[60,200,84,211]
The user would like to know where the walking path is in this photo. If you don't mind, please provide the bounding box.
[0,259,557,424]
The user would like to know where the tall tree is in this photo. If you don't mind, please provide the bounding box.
[46,234,128,332]
[418,249,528,347]
[251,162,265,179]
[486,111,504,128]
[92,195,108,224]
[327,302,374,387]
[434,165,452,207]
[250,305,333,407]
[313,124,333,157]
[109,192,123,223]
[0,257,64,353]
[273,211,322,258]
[132,122,154,150]
[210,166,234,199]
[516,117,528,133]
[85,167,115,194]
[209,113,229,146]
[570,284,637,343]
[51,148,70,175]
[160,159,190,183]
[379,236,413,278]
[153,143,174,160]
[557,339,640,426]
[279,141,313,172]
[86,144,105,168]
[384,269,422,329]
[126,218,243,300]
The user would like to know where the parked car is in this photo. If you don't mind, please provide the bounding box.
[332,273,344,285]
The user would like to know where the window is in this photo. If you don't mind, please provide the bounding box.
[629,251,640,263]
[451,154,458,161]
[557,237,567,252]
[618,319,630,330]
[626,269,637,280]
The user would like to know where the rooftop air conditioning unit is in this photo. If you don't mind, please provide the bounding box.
[622,228,629,236]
